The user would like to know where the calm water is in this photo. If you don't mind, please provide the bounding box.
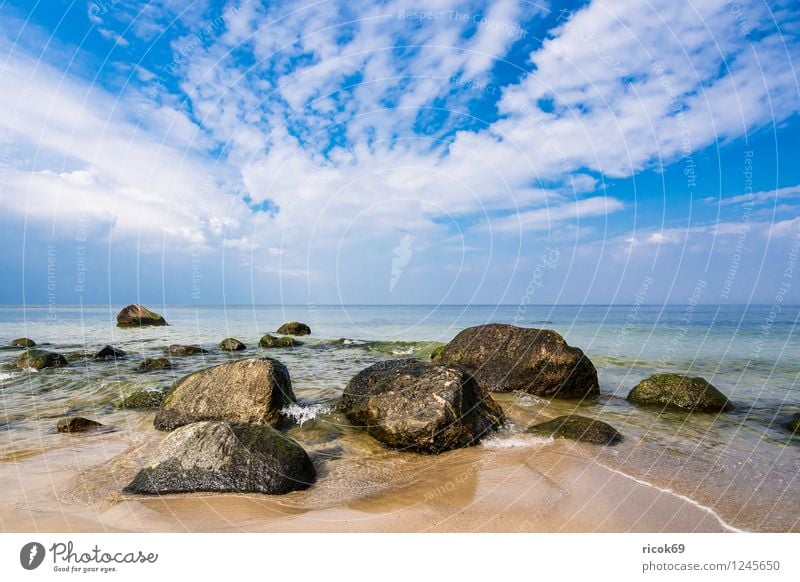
[1,304,798,530]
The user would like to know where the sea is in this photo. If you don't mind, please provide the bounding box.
[0,304,798,531]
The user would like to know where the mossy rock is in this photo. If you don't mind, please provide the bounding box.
[57,417,103,433]
[14,349,68,370]
[137,357,173,372]
[789,413,800,435]
[276,322,311,336]
[219,338,246,351]
[627,373,733,413]
[433,324,599,398]
[124,421,315,495]
[430,345,444,360]
[9,338,36,348]
[259,334,300,348]
[116,304,168,327]
[526,415,622,445]
[166,345,208,356]
[154,358,295,431]
[118,390,164,409]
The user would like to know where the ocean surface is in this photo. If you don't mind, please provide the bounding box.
[1,304,798,531]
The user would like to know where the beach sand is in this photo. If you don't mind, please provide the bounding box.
[0,423,731,533]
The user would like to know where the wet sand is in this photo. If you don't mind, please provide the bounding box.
[0,425,732,533]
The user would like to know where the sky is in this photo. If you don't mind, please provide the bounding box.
[0,0,799,306]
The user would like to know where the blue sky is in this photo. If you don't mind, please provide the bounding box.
[0,0,799,306]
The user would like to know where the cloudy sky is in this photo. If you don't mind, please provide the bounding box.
[0,0,799,306]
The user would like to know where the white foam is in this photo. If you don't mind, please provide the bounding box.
[512,391,550,407]
[391,347,415,355]
[596,462,745,533]
[342,339,367,345]
[0,371,18,381]
[482,434,554,449]
[282,403,333,426]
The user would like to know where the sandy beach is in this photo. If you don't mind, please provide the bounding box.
[0,417,732,533]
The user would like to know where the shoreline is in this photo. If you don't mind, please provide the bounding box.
[0,428,732,533]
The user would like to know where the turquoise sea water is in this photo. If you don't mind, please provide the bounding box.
[0,304,798,530]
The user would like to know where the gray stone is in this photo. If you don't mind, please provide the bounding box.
[434,324,599,398]
[154,358,296,431]
[124,421,315,495]
[338,359,504,454]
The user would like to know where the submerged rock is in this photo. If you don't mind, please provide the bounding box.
[276,322,311,336]
[259,334,299,348]
[116,304,168,327]
[94,345,127,360]
[338,359,505,454]
[627,374,733,413]
[154,358,296,431]
[526,415,622,445]
[9,338,36,348]
[136,357,173,372]
[219,338,246,351]
[433,323,599,398]
[57,417,103,433]
[124,421,315,495]
[788,413,800,435]
[14,349,68,370]
[118,390,164,409]
[166,344,208,356]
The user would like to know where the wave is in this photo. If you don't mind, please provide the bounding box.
[323,338,445,358]
[282,402,334,426]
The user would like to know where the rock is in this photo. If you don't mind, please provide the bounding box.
[9,338,36,348]
[433,324,599,398]
[219,338,246,351]
[338,359,505,454]
[116,304,168,327]
[57,417,103,433]
[788,413,800,434]
[166,344,208,356]
[154,358,296,431]
[259,334,300,348]
[526,415,622,445]
[627,374,733,413]
[118,390,164,409]
[94,345,127,360]
[136,357,173,372]
[123,421,315,495]
[13,349,68,370]
[276,322,311,336]
[430,344,445,360]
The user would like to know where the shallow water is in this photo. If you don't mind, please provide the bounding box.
[0,304,798,531]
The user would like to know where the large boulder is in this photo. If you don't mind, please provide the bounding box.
[14,349,68,370]
[259,334,300,348]
[9,338,36,348]
[57,417,102,433]
[526,415,622,445]
[123,421,315,495]
[338,359,505,454]
[166,344,208,356]
[433,324,599,398]
[136,357,173,372]
[154,358,296,431]
[116,304,168,327]
[276,322,311,336]
[219,338,246,351]
[627,374,733,413]
[94,345,127,360]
